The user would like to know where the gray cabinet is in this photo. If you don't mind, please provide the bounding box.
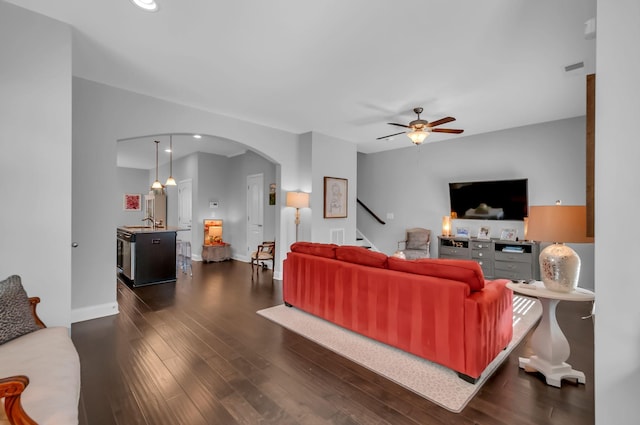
[470,240,494,277]
[438,236,539,280]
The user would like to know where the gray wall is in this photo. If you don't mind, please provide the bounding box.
[0,2,73,327]
[357,116,594,289]
[116,167,149,226]
[71,77,303,321]
[227,151,278,260]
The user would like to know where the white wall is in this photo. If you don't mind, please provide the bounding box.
[308,132,358,245]
[358,116,595,289]
[595,1,640,423]
[0,2,72,327]
[72,77,303,320]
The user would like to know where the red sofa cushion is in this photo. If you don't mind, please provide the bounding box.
[388,257,485,291]
[335,246,388,269]
[290,242,337,259]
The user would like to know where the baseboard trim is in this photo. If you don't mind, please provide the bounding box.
[71,302,119,323]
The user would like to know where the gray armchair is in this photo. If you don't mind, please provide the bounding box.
[397,228,431,259]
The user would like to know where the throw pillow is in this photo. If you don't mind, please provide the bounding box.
[335,246,388,269]
[387,257,485,291]
[0,275,40,344]
[290,242,337,259]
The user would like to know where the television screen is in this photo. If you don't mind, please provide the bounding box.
[448,179,528,221]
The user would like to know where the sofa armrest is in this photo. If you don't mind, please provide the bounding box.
[28,297,46,329]
[463,279,513,378]
[0,375,37,425]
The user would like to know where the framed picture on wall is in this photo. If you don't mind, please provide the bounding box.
[123,193,141,211]
[269,183,276,205]
[324,177,348,218]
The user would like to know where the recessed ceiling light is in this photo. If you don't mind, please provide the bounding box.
[193,134,202,139]
[164,148,171,153]
[130,0,158,12]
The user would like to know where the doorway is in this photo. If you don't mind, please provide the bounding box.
[246,173,264,259]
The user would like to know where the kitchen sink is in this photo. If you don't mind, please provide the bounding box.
[123,225,153,229]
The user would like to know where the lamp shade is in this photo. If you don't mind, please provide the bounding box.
[286,191,309,209]
[526,205,591,243]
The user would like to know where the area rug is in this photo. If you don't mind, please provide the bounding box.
[257,295,541,413]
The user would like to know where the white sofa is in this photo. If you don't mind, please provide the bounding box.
[0,297,80,425]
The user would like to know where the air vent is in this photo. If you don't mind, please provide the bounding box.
[564,62,585,73]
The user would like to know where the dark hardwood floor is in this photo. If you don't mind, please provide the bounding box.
[72,261,594,425]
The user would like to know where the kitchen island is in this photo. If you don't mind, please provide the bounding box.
[116,226,184,287]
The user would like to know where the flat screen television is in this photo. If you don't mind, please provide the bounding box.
[448,179,528,221]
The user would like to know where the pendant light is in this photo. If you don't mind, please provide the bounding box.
[151,140,163,190]
[165,134,177,186]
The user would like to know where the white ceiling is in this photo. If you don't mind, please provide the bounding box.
[117,133,247,170]
[7,0,596,168]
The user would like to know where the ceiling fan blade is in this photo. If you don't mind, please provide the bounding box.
[387,122,412,129]
[431,128,464,134]
[376,131,406,140]
[427,117,456,127]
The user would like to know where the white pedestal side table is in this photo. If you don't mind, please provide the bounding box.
[506,280,594,387]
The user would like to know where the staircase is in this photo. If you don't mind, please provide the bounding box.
[356,229,377,251]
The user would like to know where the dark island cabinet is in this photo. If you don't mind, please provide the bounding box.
[133,231,177,286]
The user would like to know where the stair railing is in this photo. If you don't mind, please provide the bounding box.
[357,198,386,225]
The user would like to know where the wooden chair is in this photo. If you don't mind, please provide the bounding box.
[250,241,275,273]
[0,297,45,425]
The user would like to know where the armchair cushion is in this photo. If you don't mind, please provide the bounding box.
[405,228,430,250]
[0,275,39,345]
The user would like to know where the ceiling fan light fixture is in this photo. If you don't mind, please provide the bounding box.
[407,129,429,145]
[131,0,158,12]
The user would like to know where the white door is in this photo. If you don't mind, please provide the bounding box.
[247,174,264,258]
[178,179,193,247]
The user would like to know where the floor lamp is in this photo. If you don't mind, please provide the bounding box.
[286,191,309,241]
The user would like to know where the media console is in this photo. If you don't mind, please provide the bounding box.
[438,236,540,281]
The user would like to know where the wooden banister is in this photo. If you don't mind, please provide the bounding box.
[357,199,386,225]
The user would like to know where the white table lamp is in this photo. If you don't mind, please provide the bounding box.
[526,203,592,292]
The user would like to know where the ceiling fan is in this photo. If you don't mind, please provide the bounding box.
[377,107,464,145]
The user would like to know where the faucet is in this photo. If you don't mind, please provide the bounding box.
[142,216,154,228]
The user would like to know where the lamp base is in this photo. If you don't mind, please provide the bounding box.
[539,243,581,293]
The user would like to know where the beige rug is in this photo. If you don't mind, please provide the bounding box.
[257,295,541,413]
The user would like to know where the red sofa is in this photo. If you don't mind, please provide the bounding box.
[283,242,513,382]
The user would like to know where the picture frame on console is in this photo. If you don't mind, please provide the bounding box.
[477,226,491,240]
[500,228,517,241]
[455,227,470,238]
[324,177,348,218]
